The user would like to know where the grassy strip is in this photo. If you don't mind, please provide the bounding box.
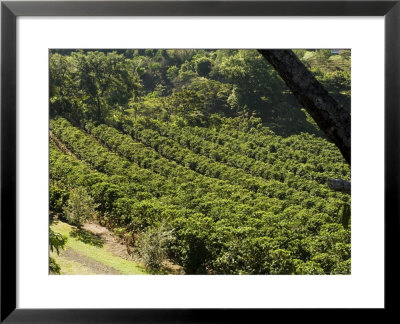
[50,252,96,275]
[51,221,148,275]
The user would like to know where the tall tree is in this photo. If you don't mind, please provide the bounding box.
[50,51,141,124]
[258,49,351,165]
[73,51,139,123]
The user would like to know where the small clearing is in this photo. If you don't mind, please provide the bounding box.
[50,220,147,275]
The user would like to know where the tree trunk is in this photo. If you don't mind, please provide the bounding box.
[258,49,351,165]
[96,98,102,123]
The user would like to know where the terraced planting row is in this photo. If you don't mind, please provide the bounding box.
[111,119,348,215]
[50,117,350,274]
[128,118,349,198]
[156,118,347,176]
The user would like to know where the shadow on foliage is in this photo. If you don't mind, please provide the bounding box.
[70,228,104,248]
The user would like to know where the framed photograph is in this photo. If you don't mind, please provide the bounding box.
[1,0,398,322]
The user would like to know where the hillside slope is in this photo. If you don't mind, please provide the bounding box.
[50,117,350,275]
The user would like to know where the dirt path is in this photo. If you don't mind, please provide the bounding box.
[82,222,136,262]
[52,218,183,274]
[82,222,184,274]
[60,247,121,275]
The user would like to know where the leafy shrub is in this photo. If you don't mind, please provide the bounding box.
[136,223,174,271]
[49,185,69,214]
[63,187,98,227]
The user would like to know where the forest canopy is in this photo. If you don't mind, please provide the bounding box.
[50,49,350,136]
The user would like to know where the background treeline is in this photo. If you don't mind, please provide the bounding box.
[50,49,350,136]
[49,49,351,274]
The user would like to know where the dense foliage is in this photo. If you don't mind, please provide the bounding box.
[49,226,67,274]
[50,49,350,136]
[49,49,351,274]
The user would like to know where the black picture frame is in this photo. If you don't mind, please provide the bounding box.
[1,0,398,322]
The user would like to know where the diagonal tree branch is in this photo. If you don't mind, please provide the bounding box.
[258,49,351,165]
